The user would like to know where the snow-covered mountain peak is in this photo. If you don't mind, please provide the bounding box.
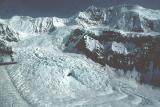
[76,5,160,33]
[75,5,106,27]
[0,4,159,38]
[8,16,66,34]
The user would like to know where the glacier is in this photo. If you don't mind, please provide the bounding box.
[1,5,160,107]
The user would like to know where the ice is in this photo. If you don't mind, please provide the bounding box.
[111,42,128,55]
[1,4,160,107]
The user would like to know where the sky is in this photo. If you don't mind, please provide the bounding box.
[0,0,159,18]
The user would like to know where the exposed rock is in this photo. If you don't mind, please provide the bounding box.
[66,28,160,72]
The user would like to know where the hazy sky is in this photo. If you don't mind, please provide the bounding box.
[0,0,159,18]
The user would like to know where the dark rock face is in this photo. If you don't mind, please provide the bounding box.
[65,29,160,73]
[0,40,12,54]
[0,39,13,63]
[0,23,19,42]
[0,24,17,62]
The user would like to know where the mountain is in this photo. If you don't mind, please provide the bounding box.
[1,5,160,107]
[8,16,66,34]
[66,5,160,73]
[76,5,160,33]
[1,4,160,77]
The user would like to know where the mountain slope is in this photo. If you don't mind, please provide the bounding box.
[76,5,160,33]
[1,5,160,107]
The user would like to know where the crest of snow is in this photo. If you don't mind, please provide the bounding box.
[130,6,160,20]
[52,17,66,27]
[8,16,66,34]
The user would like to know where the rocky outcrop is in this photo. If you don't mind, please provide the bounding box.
[0,23,17,62]
[65,28,160,73]
[65,5,160,73]
[0,23,19,42]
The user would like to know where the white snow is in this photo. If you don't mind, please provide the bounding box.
[84,35,102,52]
[131,6,160,20]
[1,5,160,107]
[111,42,128,55]
[8,16,66,34]
[75,5,160,33]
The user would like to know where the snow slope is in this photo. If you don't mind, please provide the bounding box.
[6,30,160,107]
[1,5,160,107]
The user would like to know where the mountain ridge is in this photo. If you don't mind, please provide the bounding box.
[1,5,160,107]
